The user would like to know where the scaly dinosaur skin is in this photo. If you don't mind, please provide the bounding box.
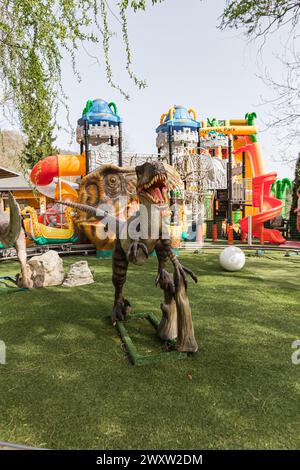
[76,163,184,251]
[76,165,138,252]
[0,193,31,288]
[112,162,198,352]
[59,162,199,352]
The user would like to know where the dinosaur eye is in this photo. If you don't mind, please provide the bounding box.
[106,174,119,188]
[104,173,122,198]
[109,176,117,185]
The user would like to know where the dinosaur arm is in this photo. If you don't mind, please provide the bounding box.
[160,238,198,288]
[111,238,132,323]
[155,239,176,293]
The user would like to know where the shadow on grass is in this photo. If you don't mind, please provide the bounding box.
[0,254,299,449]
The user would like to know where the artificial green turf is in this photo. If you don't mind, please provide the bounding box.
[0,251,299,449]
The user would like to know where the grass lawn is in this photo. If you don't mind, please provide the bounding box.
[0,251,299,450]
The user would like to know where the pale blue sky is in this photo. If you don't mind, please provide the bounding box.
[3,0,297,178]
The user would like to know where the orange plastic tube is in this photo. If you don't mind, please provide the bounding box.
[212,223,218,241]
[58,154,85,178]
[232,138,264,177]
[188,108,197,121]
[160,113,168,125]
[244,137,264,177]
[227,224,234,245]
[31,154,85,186]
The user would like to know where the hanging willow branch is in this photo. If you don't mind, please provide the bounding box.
[0,0,165,167]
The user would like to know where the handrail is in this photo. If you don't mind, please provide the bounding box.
[188,108,197,121]
[160,113,168,125]
[169,107,176,122]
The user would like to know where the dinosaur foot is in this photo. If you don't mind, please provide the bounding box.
[176,335,198,353]
[111,298,132,325]
[157,302,178,341]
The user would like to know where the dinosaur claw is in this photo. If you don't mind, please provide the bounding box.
[174,264,197,289]
[140,242,149,258]
[112,298,132,324]
[183,266,198,284]
[127,240,148,262]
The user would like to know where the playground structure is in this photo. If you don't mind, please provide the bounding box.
[24,98,297,254]
[155,106,289,246]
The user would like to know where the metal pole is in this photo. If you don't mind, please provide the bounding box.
[168,125,173,166]
[196,131,205,241]
[212,191,217,242]
[58,177,63,226]
[84,120,90,175]
[197,127,201,156]
[242,150,246,218]
[227,135,234,244]
[227,136,233,225]
[118,122,123,167]
[168,125,174,224]
[248,215,252,246]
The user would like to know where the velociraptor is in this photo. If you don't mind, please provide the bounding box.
[60,161,199,352]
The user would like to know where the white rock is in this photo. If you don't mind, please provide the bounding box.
[62,260,94,287]
[27,250,65,288]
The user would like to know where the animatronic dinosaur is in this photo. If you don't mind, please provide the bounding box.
[74,162,184,253]
[60,161,198,353]
[0,193,31,288]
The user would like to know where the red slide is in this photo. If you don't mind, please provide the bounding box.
[240,172,285,244]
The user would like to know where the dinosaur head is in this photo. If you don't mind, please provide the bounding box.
[136,161,168,207]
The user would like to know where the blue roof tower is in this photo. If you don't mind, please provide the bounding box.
[76,98,123,171]
[156,105,201,164]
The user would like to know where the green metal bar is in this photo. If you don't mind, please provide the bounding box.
[116,313,187,366]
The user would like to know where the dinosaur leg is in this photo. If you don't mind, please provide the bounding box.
[15,229,32,288]
[111,239,131,324]
[161,238,198,353]
[155,241,177,341]
[161,239,197,288]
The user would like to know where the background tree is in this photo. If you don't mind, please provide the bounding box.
[0,0,165,167]
[289,153,300,240]
[220,0,300,163]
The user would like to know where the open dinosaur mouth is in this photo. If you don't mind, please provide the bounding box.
[139,174,168,205]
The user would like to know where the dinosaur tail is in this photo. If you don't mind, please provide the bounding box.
[1,193,22,247]
[56,199,126,235]
[56,199,100,217]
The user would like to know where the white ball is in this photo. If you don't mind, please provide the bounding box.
[219,246,246,272]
